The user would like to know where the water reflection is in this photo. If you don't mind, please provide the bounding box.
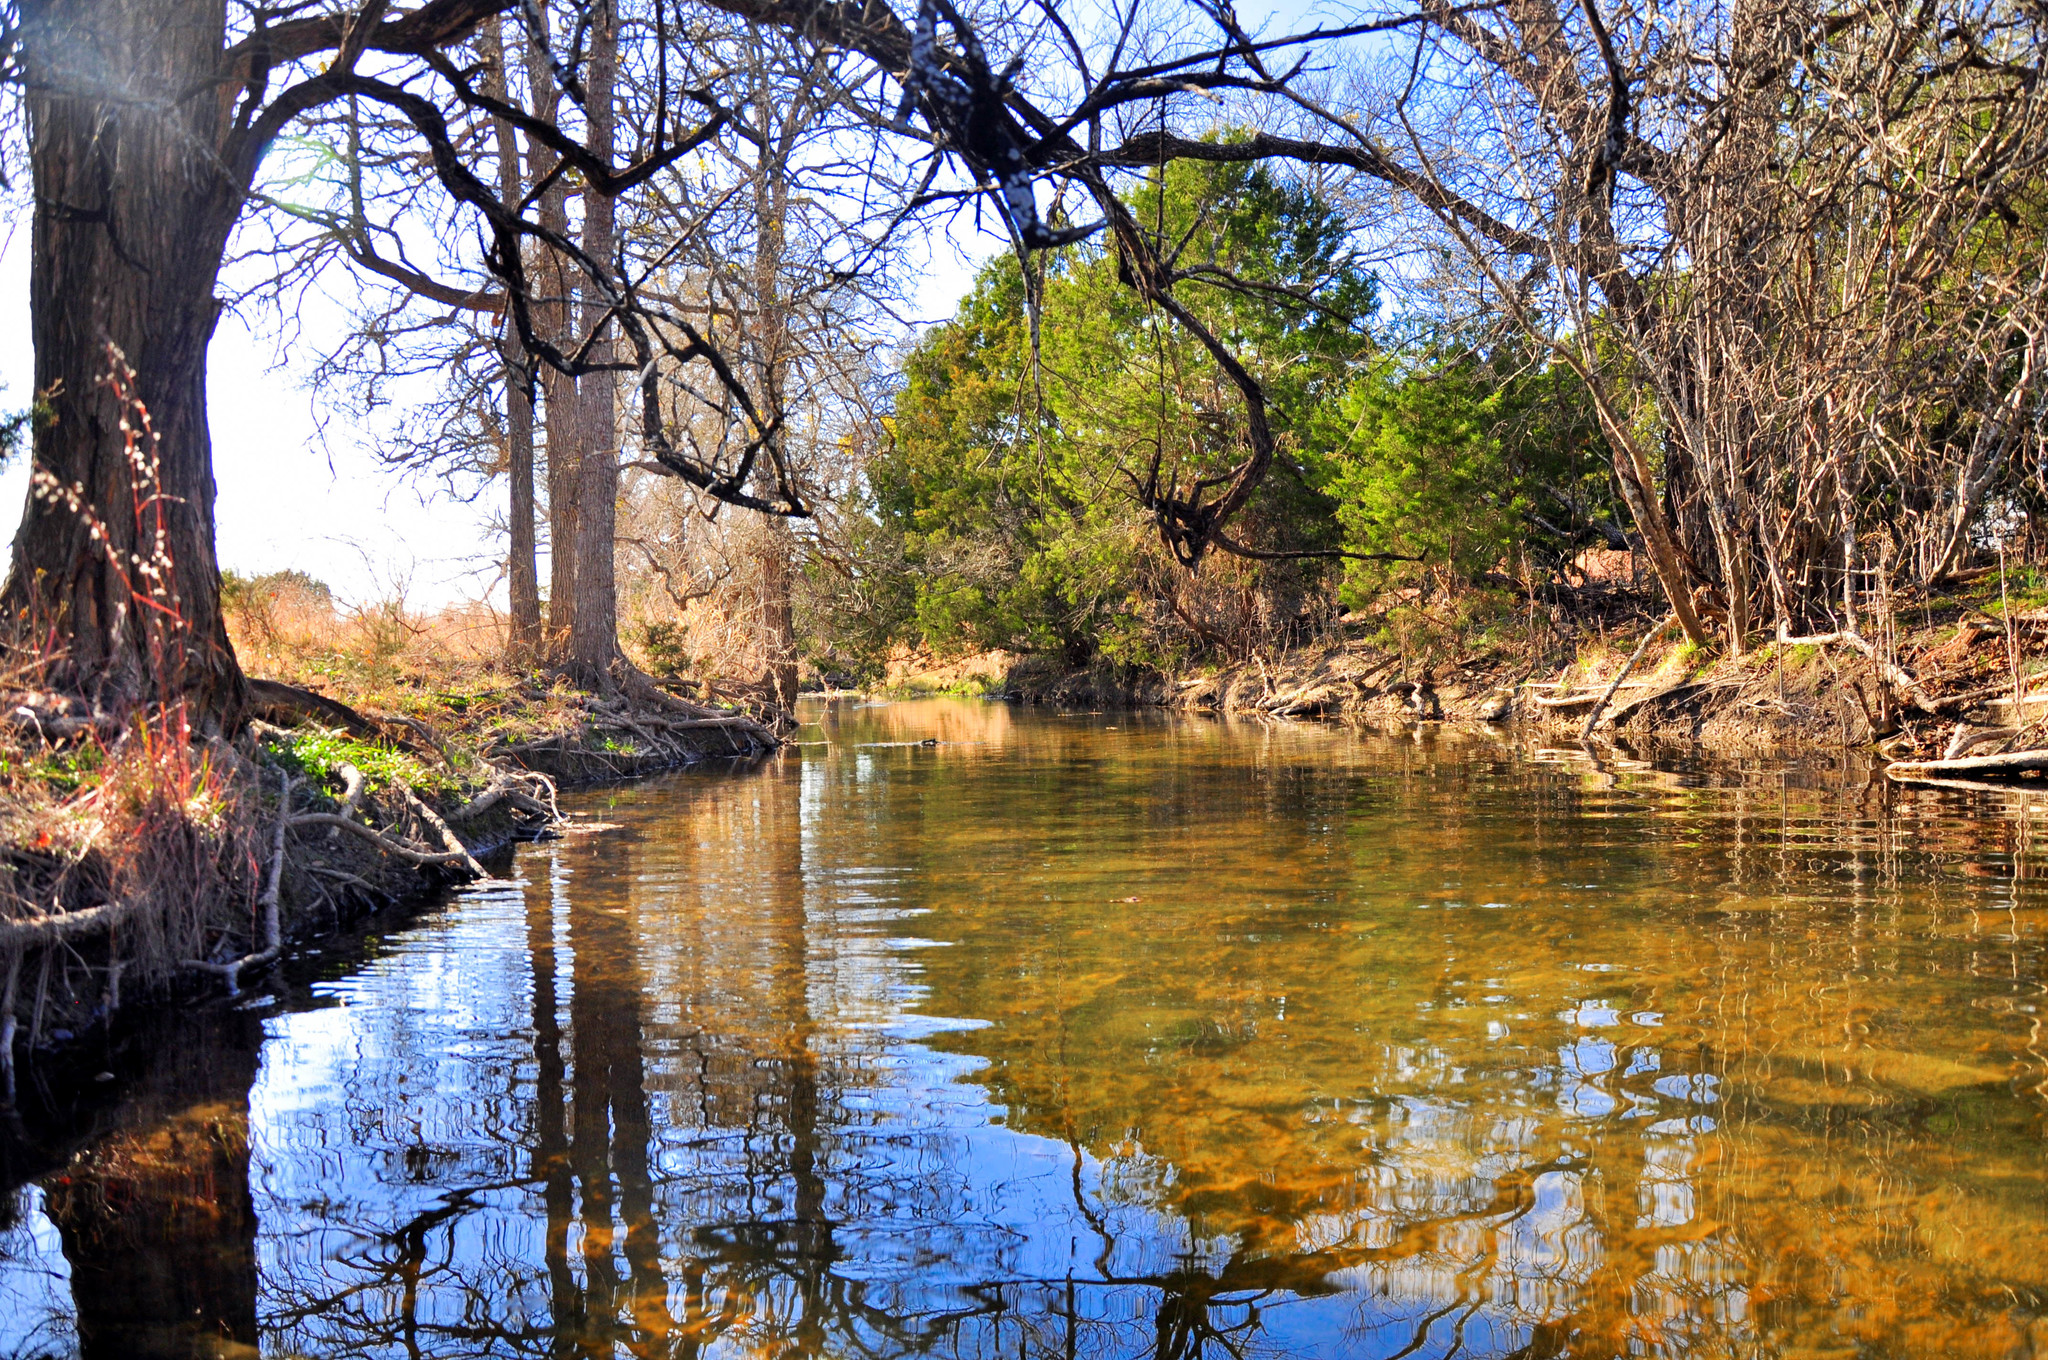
[2,699,2047,1357]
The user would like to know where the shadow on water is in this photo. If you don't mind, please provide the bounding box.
[3,698,2048,1357]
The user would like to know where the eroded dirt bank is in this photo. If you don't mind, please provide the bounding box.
[979,574,2048,758]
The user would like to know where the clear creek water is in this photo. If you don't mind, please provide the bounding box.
[2,697,2046,1358]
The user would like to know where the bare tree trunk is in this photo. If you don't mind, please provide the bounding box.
[3,0,249,730]
[566,0,620,685]
[486,16,541,661]
[751,68,799,712]
[525,17,580,657]
[757,518,798,710]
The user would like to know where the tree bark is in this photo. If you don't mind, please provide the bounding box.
[757,517,799,711]
[750,65,799,711]
[566,0,621,685]
[525,15,580,656]
[5,0,249,728]
[486,15,541,661]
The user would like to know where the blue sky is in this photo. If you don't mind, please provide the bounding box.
[0,0,1339,610]
[0,210,995,610]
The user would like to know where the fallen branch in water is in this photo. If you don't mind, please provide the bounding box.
[1887,749,2048,780]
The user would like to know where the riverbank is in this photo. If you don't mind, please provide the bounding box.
[955,571,2048,758]
[0,660,778,1092]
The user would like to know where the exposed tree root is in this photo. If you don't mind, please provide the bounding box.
[246,678,379,736]
[397,783,489,878]
[1776,627,1943,714]
[183,771,292,995]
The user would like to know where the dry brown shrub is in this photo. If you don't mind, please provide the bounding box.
[616,471,789,696]
[225,575,508,700]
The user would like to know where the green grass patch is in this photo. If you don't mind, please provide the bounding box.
[264,728,457,797]
[1,739,106,795]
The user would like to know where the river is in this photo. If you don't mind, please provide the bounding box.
[1,697,2045,1358]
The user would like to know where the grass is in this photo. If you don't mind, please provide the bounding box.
[224,573,594,790]
[265,728,459,798]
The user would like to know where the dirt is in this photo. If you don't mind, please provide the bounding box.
[984,576,2048,760]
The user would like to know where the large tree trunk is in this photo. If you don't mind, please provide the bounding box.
[756,518,798,711]
[750,77,799,712]
[487,16,542,661]
[505,352,543,660]
[6,0,248,729]
[566,0,621,685]
[525,18,580,656]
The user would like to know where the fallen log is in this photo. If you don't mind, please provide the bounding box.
[1884,771,2048,796]
[1887,749,2048,781]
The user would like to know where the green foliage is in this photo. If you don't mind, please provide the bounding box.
[637,619,691,676]
[264,728,454,797]
[827,152,1633,676]
[864,154,1377,667]
[220,567,333,610]
[5,738,106,795]
[1325,340,1618,604]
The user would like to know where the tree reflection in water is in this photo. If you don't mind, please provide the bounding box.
[2,700,2047,1358]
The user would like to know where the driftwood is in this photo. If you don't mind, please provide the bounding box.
[1887,749,2048,781]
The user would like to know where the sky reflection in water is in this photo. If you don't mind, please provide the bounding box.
[3,698,2047,1358]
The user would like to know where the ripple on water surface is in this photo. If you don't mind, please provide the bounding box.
[3,698,2046,1358]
